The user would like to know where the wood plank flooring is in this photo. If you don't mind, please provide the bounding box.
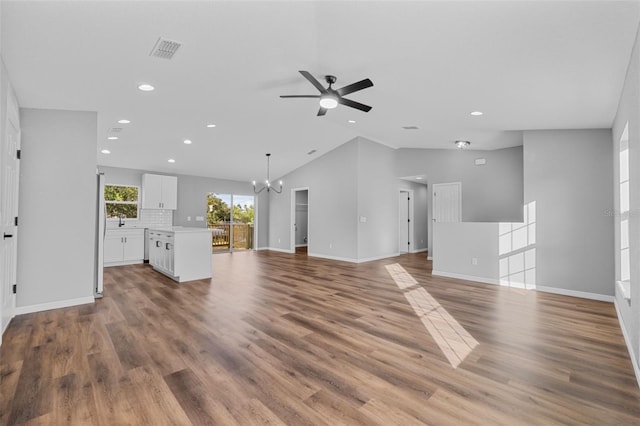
[2,251,640,425]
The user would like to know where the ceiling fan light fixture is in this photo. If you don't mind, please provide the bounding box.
[319,94,338,109]
[455,140,471,149]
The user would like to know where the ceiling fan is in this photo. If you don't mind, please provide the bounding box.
[280,70,373,116]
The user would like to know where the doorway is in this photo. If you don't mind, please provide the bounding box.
[207,193,255,253]
[291,188,309,255]
[398,190,414,253]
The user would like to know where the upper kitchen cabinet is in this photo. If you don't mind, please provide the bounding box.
[142,174,178,209]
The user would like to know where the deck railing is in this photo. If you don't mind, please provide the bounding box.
[209,223,254,251]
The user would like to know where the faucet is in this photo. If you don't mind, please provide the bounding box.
[118,214,125,227]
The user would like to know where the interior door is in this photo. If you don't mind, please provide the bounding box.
[1,97,20,335]
[432,182,461,223]
[399,191,410,253]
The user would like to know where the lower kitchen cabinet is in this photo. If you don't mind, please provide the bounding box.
[104,229,145,266]
[148,228,212,282]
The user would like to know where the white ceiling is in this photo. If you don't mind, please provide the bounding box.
[2,1,639,181]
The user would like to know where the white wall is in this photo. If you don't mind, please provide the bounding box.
[269,139,359,258]
[17,108,97,309]
[432,222,499,283]
[613,19,640,384]
[357,139,398,260]
[523,129,613,297]
[396,145,524,253]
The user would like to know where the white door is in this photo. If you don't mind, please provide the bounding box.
[1,95,20,335]
[432,182,461,223]
[399,191,410,253]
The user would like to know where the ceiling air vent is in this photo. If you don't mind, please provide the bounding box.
[109,127,123,133]
[402,126,419,130]
[149,37,182,60]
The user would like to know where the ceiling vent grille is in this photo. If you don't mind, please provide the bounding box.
[109,127,123,133]
[149,37,182,60]
[402,126,419,130]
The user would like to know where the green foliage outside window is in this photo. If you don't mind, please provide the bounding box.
[105,185,139,219]
[206,194,254,226]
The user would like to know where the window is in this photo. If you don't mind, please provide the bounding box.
[105,184,139,219]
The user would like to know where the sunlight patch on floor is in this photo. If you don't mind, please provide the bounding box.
[386,263,478,369]
[385,263,418,289]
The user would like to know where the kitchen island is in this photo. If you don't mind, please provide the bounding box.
[148,227,213,282]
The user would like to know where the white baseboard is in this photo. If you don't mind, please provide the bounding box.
[535,286,614,302]
[14,296,95,316]
[295,244,308,248]
[308,252,399,264]
[432,270,500,286]
[614,299,640,388]
[410,248,428,254]
[427,256,433,260]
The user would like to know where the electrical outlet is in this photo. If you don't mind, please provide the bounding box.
[278,238,281,243]
[329,243,333,249]
[195,216,204,221]
[472,258,478,266]
[187,216,191,221]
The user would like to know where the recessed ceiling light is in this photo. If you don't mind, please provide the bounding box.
[348,120,356,124]
[470,111,483,116]
[101,149,111,154]
[117,119,131,124]
[138,83,155,91]
[168,158,176,163]
[455,140,471,149]
[416,177,423,180]
[107,136,119,140]
[206,124,216,128]
[183,139,192,145]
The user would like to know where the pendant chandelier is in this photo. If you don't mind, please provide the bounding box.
[253,153,283,194]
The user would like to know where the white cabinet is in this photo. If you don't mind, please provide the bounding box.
[148,228,212,283]
[104,229,145,266]
[142,174,178,209]
[148,230,175,276]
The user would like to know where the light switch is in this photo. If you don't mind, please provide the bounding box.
[359,216,367,223]
[187,216,192,221]
[196,216,204,221]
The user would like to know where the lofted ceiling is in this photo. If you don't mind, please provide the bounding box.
[2,0,639,182]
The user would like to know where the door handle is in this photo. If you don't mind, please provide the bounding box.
[3,233,13,239]
[165,243,171,250]
[156,241,161,247]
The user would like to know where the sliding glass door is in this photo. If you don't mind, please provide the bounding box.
[207,193,255,253]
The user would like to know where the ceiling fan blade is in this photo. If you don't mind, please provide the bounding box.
[280,95,320,98]
[338,97,372,112]
[317,107,328,116]
[336,78,373,97]
[299,70,328,93]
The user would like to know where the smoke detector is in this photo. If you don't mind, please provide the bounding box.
[149,37,182,60]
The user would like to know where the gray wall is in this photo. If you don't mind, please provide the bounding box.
[18,108,97,307]
[99,166,269,248]
[357,139,398,260]
[613,21,640,374]
[269,139,359,259]
[523,129,613,296]
[396,145,524,253]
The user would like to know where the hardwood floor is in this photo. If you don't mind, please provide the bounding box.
[2,251,639,425]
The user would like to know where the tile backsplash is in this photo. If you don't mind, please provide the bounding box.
[106,209,173,229]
